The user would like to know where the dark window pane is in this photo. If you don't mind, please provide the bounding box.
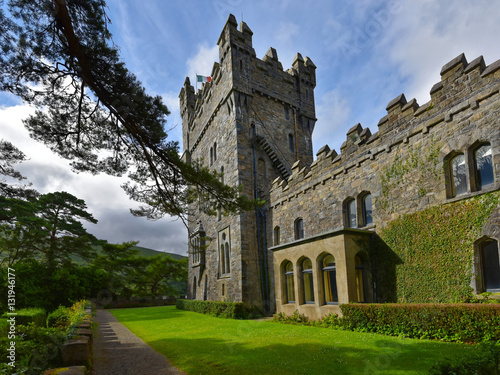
[296,219,304,239]
[475,144,494,190]
[482,240,500,292]
[362,194,373,226]
[451,154,467,196]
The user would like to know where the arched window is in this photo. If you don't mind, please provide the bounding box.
[210,147,214,166]
[295,218,304,240]
[361,193,373,226]
[449,153,467,197]
[284,261,295,303]
[288,134,295,153]
[213,142,217,162]
[274,226,280,246]
[219,230,230,276]
[322,255,338,304]
[473,143,494,190]
[346,199,357,228]
[302,258,314,304]
[355,255,365,302]
[480,239,500,292]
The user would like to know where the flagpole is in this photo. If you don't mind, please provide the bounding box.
[195,73,198,91]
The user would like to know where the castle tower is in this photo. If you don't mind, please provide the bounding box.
[179,14,316,312]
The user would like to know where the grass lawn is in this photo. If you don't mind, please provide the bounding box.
[110,306,478,375]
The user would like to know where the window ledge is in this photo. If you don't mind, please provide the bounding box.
[446,184,499,204]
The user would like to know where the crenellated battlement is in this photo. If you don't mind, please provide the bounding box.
[271,53,500,206]
[180,14,317,158]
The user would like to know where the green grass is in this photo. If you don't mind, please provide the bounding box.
[110,306,479,375]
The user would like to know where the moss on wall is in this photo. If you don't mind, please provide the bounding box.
[374,191,500,303]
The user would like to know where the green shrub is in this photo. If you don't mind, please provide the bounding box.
[428,342,500,374]
[273,310,310,325]
[340,303,500,343]
[46,306,71,328]
[176,299,247,319]
[1,308,46,327]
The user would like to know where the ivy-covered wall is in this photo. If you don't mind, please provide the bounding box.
[374,191,500,303]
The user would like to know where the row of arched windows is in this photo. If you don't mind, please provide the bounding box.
[282,254,366,305]
[446,142,494,198]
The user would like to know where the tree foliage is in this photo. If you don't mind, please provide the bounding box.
[0,191,99,267]
[0,0,258,227]
[0,140,38,199]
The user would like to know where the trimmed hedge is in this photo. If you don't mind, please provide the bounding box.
[176,299,247,319]
[1,308,46,327]
[340,303,500,343]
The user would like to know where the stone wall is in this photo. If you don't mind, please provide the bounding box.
[270,53,500,244]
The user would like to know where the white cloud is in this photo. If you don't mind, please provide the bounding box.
[186,44,220,84]
[314,89,352,154]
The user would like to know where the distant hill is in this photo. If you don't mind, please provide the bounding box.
[130,245,187,260]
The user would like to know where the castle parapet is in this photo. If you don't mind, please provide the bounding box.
[271,53,500,204]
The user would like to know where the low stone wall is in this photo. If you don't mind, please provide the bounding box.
[43,304,94,375]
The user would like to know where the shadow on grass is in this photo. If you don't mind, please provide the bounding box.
[147,335,474,375]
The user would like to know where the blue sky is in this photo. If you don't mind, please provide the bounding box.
[1,0,499,254]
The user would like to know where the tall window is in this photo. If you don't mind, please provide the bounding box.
[450,154,467,197]
[274,226,280,246]
[480,239,500,292]
[347,199,357,228]
[355,255,365,302]
[322,255,338,304]
[210,147,214,166]
[284,261,295,303]
[474,143,494,190]
[225,243,230,274]
[302,258,314,304]
[192,277,197,299]
[295,218,304,240]
[362,193,373,226]
[288,134,295,153]
[213,142,217,162]
[219,230,230,276]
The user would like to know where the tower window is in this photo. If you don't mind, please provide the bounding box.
[346,199,357,228]
[213,142,217,162]
[288,134,295,153]
[274,226,280,246]
[473,143,494,190]
[284,105,289,120]
[295,218,304,240]
[449,153,467,197]
[361,193,373,227]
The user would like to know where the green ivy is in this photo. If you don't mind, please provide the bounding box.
[375,191,499,303]
[378,137,441,212]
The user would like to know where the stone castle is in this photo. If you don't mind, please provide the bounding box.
[180,14,500,318]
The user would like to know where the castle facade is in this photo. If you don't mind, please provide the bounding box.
[180,15,500,318]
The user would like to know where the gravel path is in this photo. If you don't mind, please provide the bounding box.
[92,309,185,375]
